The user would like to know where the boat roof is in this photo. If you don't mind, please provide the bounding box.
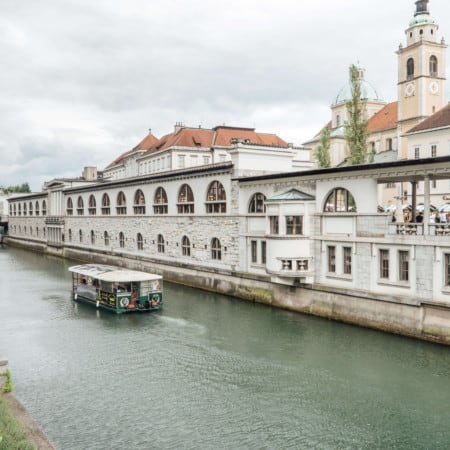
[68,264,162,282]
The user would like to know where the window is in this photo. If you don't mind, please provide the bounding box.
[90,230,95,245]
[18,204,21,216]
[251,240,257,263]
[414,147,420,159]
[134,189,146,214]
[177,184,194,214]
[269,216,279,234]
[101,193,111,215]
[153,187,168,214]
[211,238,222,260]
[336,115,341,127]
[119,232,125,249]
[431,145,437,158]
[286,216,303,235]
[430,55,438,77]
[35,201,40,216]
[116,192,127,215]
[182,236,191,256]
[399,251,409,282]
[343,247,352,275]
[137,233,143,250]
[206,181,226,213]
[261,241,267,264]
[157,234,165,253]
[203,156,211,165]
[386,182,396,189]
[327,246,336,273]
[42,200,47,216]
[379,250,389,279]
[23,203,27,216]
[77,196,84,215]
[104,231,109,246]
[407,58,414,80]
[432,179,437,189]
[68,229,72,242]
[67,198,73,215]
[386,138,393,151]
[445,254,450,286]
[88,195,96,215]
[29,202,33,216]
[178,155,185,168]
[79,229,83,243]
[248,193,266,214]
[324,188,357,212]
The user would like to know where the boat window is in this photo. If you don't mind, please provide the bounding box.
[205,181,226,214]
[248,193,266,214]
[153,187,168,214]
[323,188,357,212]
[134,189,146,215]
[177,184,194,214]
[101,193,111,215]
[88,195,97,215]
[116,192,127,215]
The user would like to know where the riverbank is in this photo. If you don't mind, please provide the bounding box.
[0,358,55,450]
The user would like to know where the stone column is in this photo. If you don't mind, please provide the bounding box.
[424,176,430,235]
[411,181,417,223]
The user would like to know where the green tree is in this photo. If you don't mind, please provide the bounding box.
[344,64,369,165]
[315,125,331,168]
[3,183,31,194]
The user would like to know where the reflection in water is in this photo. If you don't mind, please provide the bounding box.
[1,246,450,449]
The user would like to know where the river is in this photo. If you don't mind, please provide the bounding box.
[1,246,450,449]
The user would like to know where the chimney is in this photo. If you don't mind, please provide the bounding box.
[83,166,97,181]
[174,122,185,134]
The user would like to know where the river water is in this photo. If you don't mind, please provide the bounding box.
[1,246,450,449]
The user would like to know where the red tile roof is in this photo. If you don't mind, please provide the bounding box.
[213,126,288,147]
[367,101,398,133]
[407,103,450,133]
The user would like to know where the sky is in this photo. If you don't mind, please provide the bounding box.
[1,0,450,191]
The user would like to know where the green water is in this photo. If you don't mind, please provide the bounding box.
[1,246,450,449]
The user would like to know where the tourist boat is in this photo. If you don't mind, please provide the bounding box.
[69,264,163,313]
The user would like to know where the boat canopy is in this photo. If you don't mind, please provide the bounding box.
[69,264,162,283]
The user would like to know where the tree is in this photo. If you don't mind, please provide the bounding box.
[3,183,31,194]
[344,64,369,165]
[316,126,331,168]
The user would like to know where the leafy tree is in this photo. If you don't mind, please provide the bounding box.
[344,64,369,165]
[316,126,331,168]
[3,183,31,194]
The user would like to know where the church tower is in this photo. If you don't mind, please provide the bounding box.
[397,0,447,158]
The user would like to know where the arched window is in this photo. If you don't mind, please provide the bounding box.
[29,202,33,216]
[430,55,438,77]
[101,193,110,215]
[68,229,72,242]
[182,236,191,256]
[36,227,39,237]
[211,238,222,260]
[323,188,357,212]
[79,229,83,243]
[119,232,125,248]
[153,187,168,214]
[134,189,146,214]
[157,234,165,253]
[177,184,194,214]
[42,200,47,216]
[23,203,27,216]
[104,231,109,246]
[77,196,84,215]
[248,193,266,214]
[137,233,143,250]
[35,201,40,216]
[116,191,127,215]
[67,197,73,215]
[407,58,414,80]
[206,181,226,213]
[90,230,95,245]
[88,195,97,215]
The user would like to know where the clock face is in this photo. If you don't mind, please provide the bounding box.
[405,82,415,97]
[429,81,439,95]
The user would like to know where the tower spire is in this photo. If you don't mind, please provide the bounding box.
[415,0,429,16]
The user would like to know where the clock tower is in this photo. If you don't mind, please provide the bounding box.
[397,0,447,158]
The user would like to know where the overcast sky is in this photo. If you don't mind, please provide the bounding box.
[1,0,450,191]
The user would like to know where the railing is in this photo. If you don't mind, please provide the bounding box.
[388,223,424,236]
[430,224,450,236]
[45,216,65,225]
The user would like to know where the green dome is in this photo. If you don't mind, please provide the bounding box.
[332,78,382,106]
[409,13,435,26]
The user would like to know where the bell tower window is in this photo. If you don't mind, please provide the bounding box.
[407,58,414,80]
[429,56,438,77]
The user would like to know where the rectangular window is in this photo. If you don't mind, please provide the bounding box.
[432,179,437,189]
[399,250,409,282]
[203,156,211,165]
[343,247,352,275]
[286,216,303,235]
[251,240,257,264]
[261,241,266,264]
[379,249,390,279]
[445,254,450,286]
[414,147,420,159]
[327,246,336,273]
[178,155,185,168]
[431,145,437,158]
[269,216,279,234]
